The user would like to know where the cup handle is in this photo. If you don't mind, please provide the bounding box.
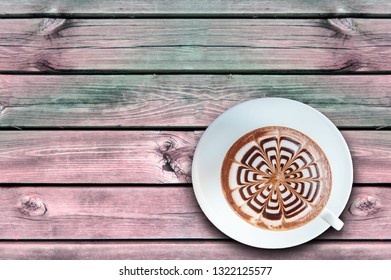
[319,208,344,231]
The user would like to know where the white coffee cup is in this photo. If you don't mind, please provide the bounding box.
[192,98,353,248]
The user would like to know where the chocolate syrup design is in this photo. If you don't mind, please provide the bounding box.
[221,126,332,230]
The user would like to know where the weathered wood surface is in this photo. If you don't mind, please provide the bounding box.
[0,186,388,240]
[0,75,390,127]
[1,1,391,16]
[0,131,389,184]
[0,1,390,261]
[0,241,389,260]
[3,18,391,71]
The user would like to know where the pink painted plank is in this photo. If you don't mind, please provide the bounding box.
[2,18,391,71]
[326,186,391,240]
[0,187,218,240]
[344,131,391,183]
[0,186,388,240]
[1,1,391,16]
[0,131,198,184]
[0,75,389,127]
[0,131,389,183]
[0,241,389,260]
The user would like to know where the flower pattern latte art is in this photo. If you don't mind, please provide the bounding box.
[221,126,332,231]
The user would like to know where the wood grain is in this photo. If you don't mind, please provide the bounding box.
[0,131,389,184]
[0,186,216,240]
[0,186,389,240]
[1,1,391,16]
[0,131,198,184]
[0,241,389,260]
[1,0,389,263]
[0,75,390,127]
[2,18,391,71]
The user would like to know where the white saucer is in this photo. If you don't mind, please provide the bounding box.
[192,98,353,248]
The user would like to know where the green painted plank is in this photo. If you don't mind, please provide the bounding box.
[1,18,391,71]
[0,75,389,127]
[0,0,391,16]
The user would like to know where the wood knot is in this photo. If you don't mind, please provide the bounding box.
[349,195,380,216]
[323,18,358,39]
[159,139,178,173]
[38,18,72,39]
[156,137,193,182]
[335,56,364,72]
[35,58,57,72]
[339,58,362,72]
[0,103,7,114]
[39,18,66,32]
[17,195,47,217]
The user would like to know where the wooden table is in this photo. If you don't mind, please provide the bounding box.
[0,1,390,260]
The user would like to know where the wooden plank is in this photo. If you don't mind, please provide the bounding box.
[0,186,389,240]
[0,131,389,184]
[0,75,390,127]
[2,18,391,71]
[0,186,216,240]
[0,241,389,260]
[0,131,195,184]
[1,1,391,16]
[0,131,198,184]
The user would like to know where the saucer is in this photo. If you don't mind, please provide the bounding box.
[192,98,353,248]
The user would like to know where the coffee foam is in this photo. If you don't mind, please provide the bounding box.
[221,126,332,231]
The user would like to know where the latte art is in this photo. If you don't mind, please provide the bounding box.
[221,126,332,230]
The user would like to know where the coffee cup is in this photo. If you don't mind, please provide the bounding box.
[192,98,353,248]
[221,126,344,231]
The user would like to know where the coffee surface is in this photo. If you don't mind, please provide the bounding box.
[221,126,332,230]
